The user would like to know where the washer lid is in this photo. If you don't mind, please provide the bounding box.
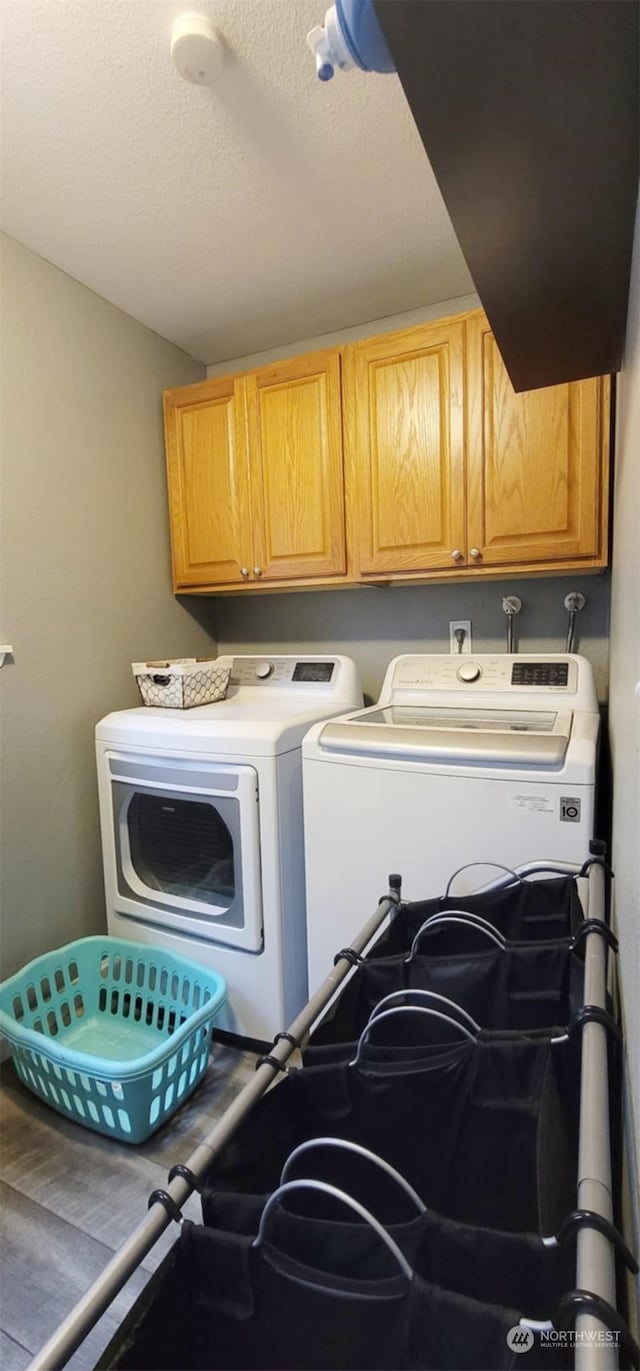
[318,705,574,766]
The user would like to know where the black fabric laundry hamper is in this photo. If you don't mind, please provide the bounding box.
[307,940,586,1050]
[300,1031,582,1102]
[95,873,601,1371]
[99,1217,561,1371]
[202,1178,577,1320]
[369,874,585,957]
[206,1033,579,1236]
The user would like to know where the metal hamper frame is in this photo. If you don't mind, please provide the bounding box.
[25,859,626,1371]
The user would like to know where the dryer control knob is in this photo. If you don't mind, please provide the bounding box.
[457,662,482,683]
[255,661,273,679]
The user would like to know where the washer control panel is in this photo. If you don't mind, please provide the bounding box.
[511,662,569,687]
[391,655,579,695]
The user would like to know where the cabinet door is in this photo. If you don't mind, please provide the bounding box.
[346,321,466,575]
[244,351,346,581]
[164,377,252,588]
[466,313,609,569]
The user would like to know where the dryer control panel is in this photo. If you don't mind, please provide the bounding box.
[227,656,339,688]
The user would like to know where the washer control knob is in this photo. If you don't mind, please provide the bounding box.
[255,661,273,680]
[457,662,482,683]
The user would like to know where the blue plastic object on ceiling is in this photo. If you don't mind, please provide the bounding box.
[307,0,395,81]
[336,0,395,71]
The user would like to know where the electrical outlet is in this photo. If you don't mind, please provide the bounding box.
[449,619,472,654]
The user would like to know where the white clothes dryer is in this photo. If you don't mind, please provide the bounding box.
[303,653,600,994]
[96,655,362,1043]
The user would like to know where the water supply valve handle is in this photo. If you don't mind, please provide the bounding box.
[501,596,522,654]
[564,591,586,653]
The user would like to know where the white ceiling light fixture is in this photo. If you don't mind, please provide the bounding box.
[171,13,224,86]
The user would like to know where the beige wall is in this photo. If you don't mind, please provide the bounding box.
[0,234,216,978]
[206,292,481,376]
[209,294,611,703]
[608,196,640,1295]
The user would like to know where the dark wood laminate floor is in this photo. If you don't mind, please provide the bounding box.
[0,1043,257,1370]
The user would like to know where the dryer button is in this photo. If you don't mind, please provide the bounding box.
[255,661,274,679]
[457,662,482,683]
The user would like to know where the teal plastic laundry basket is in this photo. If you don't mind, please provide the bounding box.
[0,938,227,1143]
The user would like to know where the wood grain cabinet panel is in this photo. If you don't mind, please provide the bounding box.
[245,351,346,581]
[164,352,346,591]
[163,310,610,594]
[346,321,466,575]
[466,313,609,570]
[163,377,251,588]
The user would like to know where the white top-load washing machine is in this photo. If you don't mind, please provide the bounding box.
[303,653,600,994]
[96,655,362,1043]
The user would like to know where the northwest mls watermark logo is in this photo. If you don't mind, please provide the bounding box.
[506,1327,535,1353]
[506,1326,621,1354]
[539,1330,621,1349]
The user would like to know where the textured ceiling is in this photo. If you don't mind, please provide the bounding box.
[0,0,474,364]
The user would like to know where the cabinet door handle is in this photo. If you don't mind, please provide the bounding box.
[240,567,250,578]
[253,566,263,577]
[469,548,482,561]
[451,549,463,562]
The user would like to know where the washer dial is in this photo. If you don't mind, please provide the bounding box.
[457,662,482,683]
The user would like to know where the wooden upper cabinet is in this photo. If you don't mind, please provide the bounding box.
[466,313,610,570]
[164,351,346,590]
[345,320,466,575]
[244,351,346,581]
[162,309,611,594]
[164,376,251,587]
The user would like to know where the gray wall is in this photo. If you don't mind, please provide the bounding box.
[215,577,610,704]
[0,234,216,979]
[608,195,640,1310]
[209,295,610,702]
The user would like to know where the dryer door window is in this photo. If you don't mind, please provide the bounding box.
[105,754,263,953]
[127,793,235,907]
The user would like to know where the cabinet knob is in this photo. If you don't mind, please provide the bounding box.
[240,567,250,578]
[451,549,463,562]
[253,566,263,577]
[469,548,482,561]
